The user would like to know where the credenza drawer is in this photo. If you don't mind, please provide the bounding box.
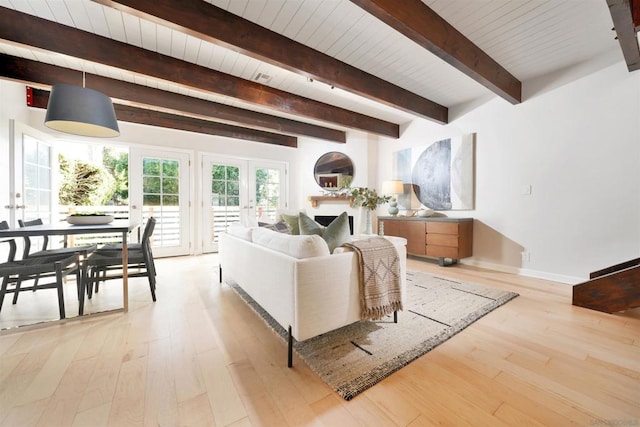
[426,245,459,259]
[426,234,458,247]
[426,222,459,235]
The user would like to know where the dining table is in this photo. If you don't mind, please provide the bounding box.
[0,219,140,315]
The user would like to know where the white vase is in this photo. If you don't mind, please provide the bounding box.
[359,207,374,235]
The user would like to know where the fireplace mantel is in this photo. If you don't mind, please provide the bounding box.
[307,195,353,208]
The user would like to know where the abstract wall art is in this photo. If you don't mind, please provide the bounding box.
[392,134,475,211]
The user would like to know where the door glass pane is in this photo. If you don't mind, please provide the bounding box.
[23,135,52,224]
[255,167,281,222]
[38,169,50,188]
[24,141,37,164]
[162,178,179,193]
[210,165,240,243]
[142,157,181,248]
[162,160,179,177]
[143,158,160,175]
[38,145,50,165]
[144,194,160,205]
[24,164,37,188]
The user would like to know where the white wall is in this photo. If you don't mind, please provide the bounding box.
[377,61,640,283]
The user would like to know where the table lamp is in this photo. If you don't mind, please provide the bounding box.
[382,180,404,216]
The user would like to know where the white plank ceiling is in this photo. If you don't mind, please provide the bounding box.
[0,0,622,131]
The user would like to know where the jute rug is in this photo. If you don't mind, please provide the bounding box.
[228,270,519,400]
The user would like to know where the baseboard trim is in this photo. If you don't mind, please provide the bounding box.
[460,259,582,285]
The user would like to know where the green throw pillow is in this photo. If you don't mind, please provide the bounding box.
[299,211,350,252]
[298,212,324,236]
[281,213,300,235]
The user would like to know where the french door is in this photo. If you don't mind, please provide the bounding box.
[129,148,191,258]
[201,155,287,253]
[8,120,57,227]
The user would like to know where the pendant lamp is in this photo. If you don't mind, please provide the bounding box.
[44,83,120,138]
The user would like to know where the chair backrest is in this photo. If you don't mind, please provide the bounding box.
[18,218,47,258]
[141,217,156,250]
[0,220,17,262]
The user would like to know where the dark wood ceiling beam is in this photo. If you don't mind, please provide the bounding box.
[349,0,522,104]
[28,88,296,147]
[0,54,345,143]
[608,0,640,72]
[0,7,399,138]
[92,0,448,124]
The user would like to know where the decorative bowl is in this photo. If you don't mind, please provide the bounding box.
[416,209,435,217]
[66,214,115,225]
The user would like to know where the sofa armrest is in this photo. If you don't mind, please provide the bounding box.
[220,232,296,331]
[293,252,360,341]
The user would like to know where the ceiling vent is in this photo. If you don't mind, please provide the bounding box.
[254,72,272,84]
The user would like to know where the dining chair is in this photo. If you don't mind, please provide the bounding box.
[0,221,83,319]
[18,218,97,259]
[0,221,17,264]
[86,217,157,302]
[17,218,96,293]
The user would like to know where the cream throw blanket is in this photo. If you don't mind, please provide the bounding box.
[342,236,402,320]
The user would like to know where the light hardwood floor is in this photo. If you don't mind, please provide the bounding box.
[1,254,638,426]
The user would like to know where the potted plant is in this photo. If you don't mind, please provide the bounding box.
[349,187,391,234]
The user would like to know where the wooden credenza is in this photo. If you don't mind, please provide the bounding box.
[379,216,473,266]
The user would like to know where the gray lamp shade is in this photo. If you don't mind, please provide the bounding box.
[44,84,120,137]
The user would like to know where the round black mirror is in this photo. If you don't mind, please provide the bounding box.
[314,152,354,191]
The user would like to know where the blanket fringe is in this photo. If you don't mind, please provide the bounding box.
[361,300,403,321]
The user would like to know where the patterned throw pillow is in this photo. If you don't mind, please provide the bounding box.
[258,221,291,234]
[298,212,351,252]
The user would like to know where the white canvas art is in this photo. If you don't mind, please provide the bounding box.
[393,134,475,211]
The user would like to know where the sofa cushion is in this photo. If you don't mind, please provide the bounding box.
[226,224,252,241]
[299,212,351,252]
[252,227,330,259]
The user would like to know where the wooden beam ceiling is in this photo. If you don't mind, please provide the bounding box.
[28,88,297,147]
[92,0,448,124]
[0,7,399,138]
[608,0,640,72]
[349,0,522,104]
[0,55,345,144]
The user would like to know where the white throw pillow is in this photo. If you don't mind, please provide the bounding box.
[252,227,330,259]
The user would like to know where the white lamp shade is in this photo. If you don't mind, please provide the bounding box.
[44,84,120,138]
[382,180,404,195]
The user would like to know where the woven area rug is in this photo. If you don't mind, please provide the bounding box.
[228,270,519,400]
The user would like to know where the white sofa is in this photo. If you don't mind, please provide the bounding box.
[219,225,407,366]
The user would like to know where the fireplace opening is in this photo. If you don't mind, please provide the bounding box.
[314,215,354,235]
